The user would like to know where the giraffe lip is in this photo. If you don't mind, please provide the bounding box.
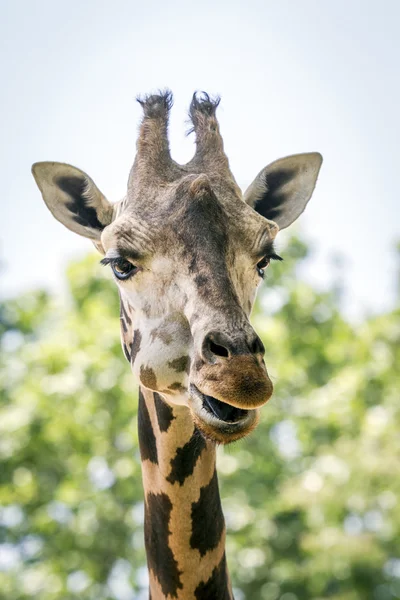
[189,384,249,425]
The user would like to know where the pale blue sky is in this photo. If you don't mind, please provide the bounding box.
[1,0,399,319]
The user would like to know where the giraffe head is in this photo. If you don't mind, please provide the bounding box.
[32,91,322,444]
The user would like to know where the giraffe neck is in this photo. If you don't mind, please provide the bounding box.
[138,387,233,599]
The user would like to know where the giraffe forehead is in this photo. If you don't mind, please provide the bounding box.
[105,192,268,262]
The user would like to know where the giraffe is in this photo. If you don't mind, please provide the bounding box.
[32,91,322,599]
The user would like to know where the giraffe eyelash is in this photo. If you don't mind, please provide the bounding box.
[100,256,138,280]
[267,253,283,262]
[100,256,133,268]
[100,257,116,267]
[100,257,112,266]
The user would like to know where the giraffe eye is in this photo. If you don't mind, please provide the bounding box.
[111,259,137,280]
[256,256,270,278]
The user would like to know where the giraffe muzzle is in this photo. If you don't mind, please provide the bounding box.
[192,353,273,410]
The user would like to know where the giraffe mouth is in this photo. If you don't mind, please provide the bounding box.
[189,384,258,442]
[202,394,249,423]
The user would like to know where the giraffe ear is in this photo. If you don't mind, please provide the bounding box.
[32,162,114,241]
[244,152,322,230]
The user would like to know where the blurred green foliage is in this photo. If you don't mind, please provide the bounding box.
[0,236,399,600]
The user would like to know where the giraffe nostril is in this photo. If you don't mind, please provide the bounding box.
[250,335,265,356]
[202,330,264,363]
[202,332,232,363]
[209,340,229,358]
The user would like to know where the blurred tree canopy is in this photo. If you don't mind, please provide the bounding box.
[0,236,399,600]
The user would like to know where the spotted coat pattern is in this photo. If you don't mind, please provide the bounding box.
[139,387,232,599]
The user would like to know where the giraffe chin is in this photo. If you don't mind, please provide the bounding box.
[189,384,259,444]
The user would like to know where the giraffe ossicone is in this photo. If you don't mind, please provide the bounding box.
[32,90,322,598]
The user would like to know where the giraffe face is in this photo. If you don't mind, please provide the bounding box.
[101,176,278,443]
[32,90,322,444]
